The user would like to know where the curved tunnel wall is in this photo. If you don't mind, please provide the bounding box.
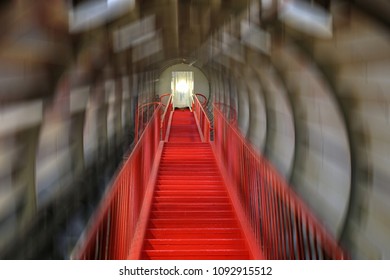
[272,43,351,238]
[254,65,295,179]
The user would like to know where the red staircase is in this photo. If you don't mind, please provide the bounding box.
[168,109,201,142]
[140,108,252,260]
[73,97,347,260]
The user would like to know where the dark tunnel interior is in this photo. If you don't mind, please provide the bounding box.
[0,0,389,260]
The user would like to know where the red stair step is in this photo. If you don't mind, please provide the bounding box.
[155,185,224,189]
[145,228,243,239]
[147,218,239,228]
[153,196,230,203]
[143,239,247,250]
[155,190,227,197]
[150,210,235,219]
[158,172,219,177]
[156,180,224,185]
[142,250,250,260]
[151,203,233,211]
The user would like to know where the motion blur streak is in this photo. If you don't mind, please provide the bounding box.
[0,0,389,260]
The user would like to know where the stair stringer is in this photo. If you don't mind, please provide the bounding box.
[210,142,265,260]
[127,141,165,259]
[163,111,174,142]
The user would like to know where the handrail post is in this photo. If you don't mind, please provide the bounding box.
[193,94,211,142]
[160,94,173,141]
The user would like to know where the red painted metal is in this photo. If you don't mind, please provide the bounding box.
[214,102,237,125]
[160,94,173,141]
[135,102,161,141]
[192,94,211,142]
[73,105,163,260]
[212,105,348,260]
[168,109,201,142]
[195,93,208,107]
[140,111,254,260]
[75,95,347,260]
[159,93,172,103]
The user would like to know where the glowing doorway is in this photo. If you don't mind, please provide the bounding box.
[171,71,194,109]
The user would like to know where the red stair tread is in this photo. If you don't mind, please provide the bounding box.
[155,190,227,196]
[151,203,233,211]
[158,172,220,177]
[141,255,249,260]
[157,180,224,184]
[153,196,230,203]
[142,250,250,260]
[155,186,226,191]
[150,210,235,219]
[145,228,243,239]
[148,218,239,228]
[143,239,247,250]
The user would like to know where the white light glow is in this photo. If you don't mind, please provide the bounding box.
[176,80,189,93]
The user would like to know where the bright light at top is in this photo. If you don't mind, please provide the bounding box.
[176,80,189,93]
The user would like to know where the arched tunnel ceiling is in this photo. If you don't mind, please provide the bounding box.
[104,0,251,71]
[83,0,390,74]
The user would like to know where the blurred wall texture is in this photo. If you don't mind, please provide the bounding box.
[0,0,389,259]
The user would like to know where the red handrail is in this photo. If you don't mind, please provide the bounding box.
[135,102,161,141]
[159,93,172,103]
[160,94,173,141]
[192,94,211,142]
[212,105,348,259]
[195,93,208,107]
[72,105,163,259]
[214,102,237,126]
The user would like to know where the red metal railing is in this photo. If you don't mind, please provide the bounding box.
[135,102,161,141]
[214,102,237,126]
[160,94,173,141]
[192,94,211,142]
[73,105,163,259]
[212,105,348,259]
[159,93,172,104]
[135,94,173,141]
[195,93,208,107]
